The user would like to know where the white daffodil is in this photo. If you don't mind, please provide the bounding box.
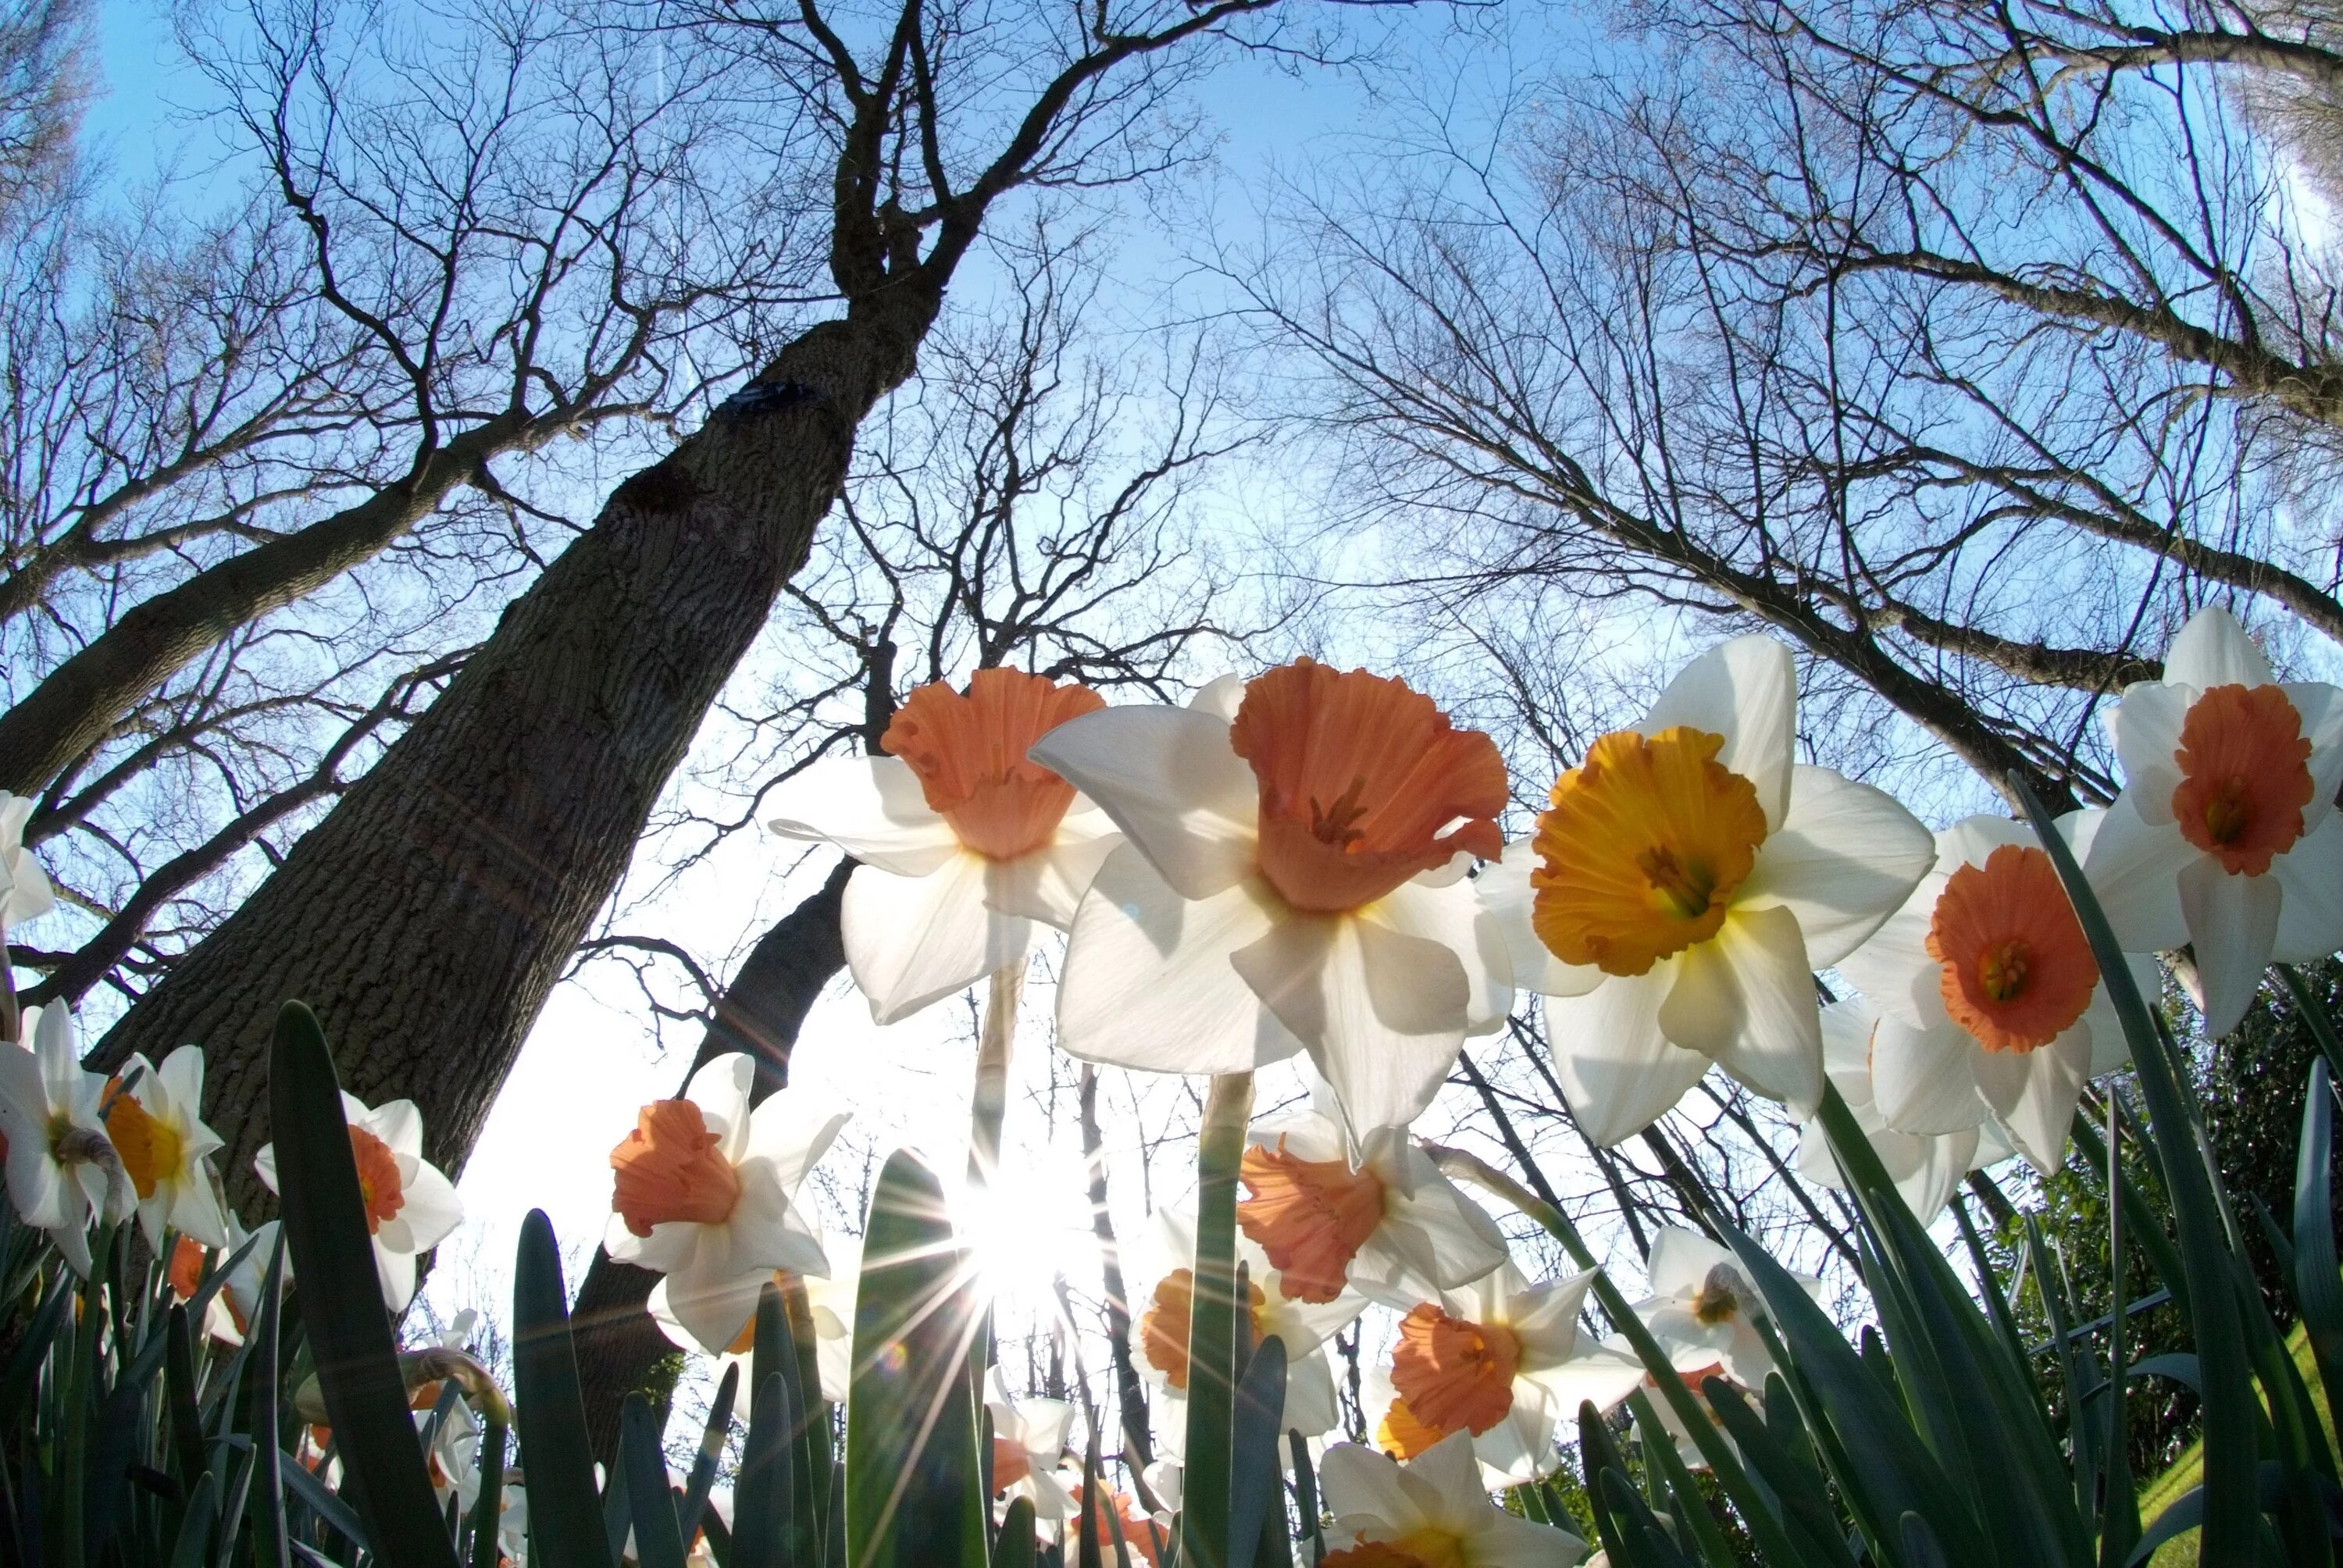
[255,1092,463,1311]
[2081,606,2343,1036]
[1237,1103,1507,1309]
[1796,1000,2014,1219]
[1318,1429,1590,1567]
[984,1367,1076,1521]
[765,668,1119,1024]
[603,1053,845,1356]
[1375,1263,1635,1484]
[1503,636,1935,1146]
[0,1003,134,1274]
[1140,1203,1364,1441]
[1630,1228,1819,1392]
[0,793,54,932]
[677,1233,859,1405]
[1837,815,2153,1171]
[203,1217,289,1345]
[1033,660,1515,1135]
[102,1048,229,1249]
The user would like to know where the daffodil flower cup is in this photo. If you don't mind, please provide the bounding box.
[765,668,1121,1023]
[1508,636,1935,1145]
[603,1053,845,1355]
[1837,814,2152,1171]
[255,1089,462,1311]
[1032,660,1514,1135]
[2081,605,2343,1036]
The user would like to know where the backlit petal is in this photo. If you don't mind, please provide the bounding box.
[2273,813,2343,964]
[1545,968,1708,1146]
[1973,1028,2088,1172]
[1869,1015,1990,1136]
[2163,604,2272,691]
[2079,800,2190,953]
[982,814,1122,928]
[2284,682,2343,835]
[1231,912,1468,1135]
[1475,839,1604,997]
[2108,683,2189,823]
[765,757,961,875]
[1737,766,1935,967]
[2177,857,2280,1036]
[1638,636,1796,830]
[1057,846,1300,1077]
[1660,906,1823,1113]
[1027,707,1258,900]
[394,1160,465,1253]
[841,853,1034,1025]
[1370,877,1512,1035]
[1833,869,1948,1030]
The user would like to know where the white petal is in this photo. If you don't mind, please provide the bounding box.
[1939,813,2035,864]
[747,1102,849,1203]
[2273,814,2343,963]
[1973,1029,2088,1173]
[1188,674,1247,721]
[651,1270,763,1357]
[1026,707,1258,900]
[2108,683,2189,821]
[394,1161,465,1252]
[1834,872,1947,1030]
[1660,906,1823,1113]
[685,1056,757,1158]
[841,854,1034,1025]
[2164,604,2272,690]
[1370,1168,1509,1296]
[1370,878,1511,1036]
[1056,846,1300,1077]
[1738,767,1935,967]
[1282,1345,1341,1438]
[1546,967,1709,1146]
[1529,1342,1644,1423]
[2178,857,2279,1036]
[362,1099,426,1159]
[2,849,52,928]
[1231,912,1467,1135]
[2284,682,2343,834]
[1639,636,1796,830]
[1472,1510,1591,1568]
[1318,1443,1410,1526]
[2080,800,2191,952]
[1646,1228,1732,1296]
[376,1244,418,1311]
[764,757,961,875]
[1870,1016,1990,1137]
[983,824,1122,929]
[1474,839,1603,997]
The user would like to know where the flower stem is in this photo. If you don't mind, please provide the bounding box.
[966,964,1024,1187]
[1179,1068,1254,1568]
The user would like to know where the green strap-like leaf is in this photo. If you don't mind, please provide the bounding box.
[1224,1335,1286,1568]
[2294,1057,2343,1459]
[992,1497,1037,1568]
[621,1394,689,1568]
[678,1362,739,1548]
[512,1208,615,1568]
[844,1151,986,1568]
[269,1002,458,1568]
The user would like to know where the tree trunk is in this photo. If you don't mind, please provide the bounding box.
[568,857,851,1463]
[88,301,933,1216]
[0,414,541,799]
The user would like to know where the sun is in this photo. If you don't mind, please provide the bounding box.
[954,1151,1104,1310]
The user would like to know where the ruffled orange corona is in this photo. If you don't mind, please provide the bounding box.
[1237,1140,1385,1303]
[1389,1303,1520,1438]
[1228,661,1506,914]
[610,1099,742,1238]
[990,1435,1032,1491]
[166,1235,205,1302]
[102,1078,182,1200]
[882,668,1105,860]
[349,1127,408,1235]
[1925,845,2097,1053]
[2170,683,2315,875]
[1139,1268,1267,1391]
[1374,1394,1448,1460]
[1532,728,1768,975]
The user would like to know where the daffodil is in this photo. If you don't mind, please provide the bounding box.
[1318,1430,1591,1567]
[984,1367,1076,1520]
[1139,1203,1364,1440]
[765,669,1118,1023]
[1032,661,1514,1134]
[0,1003,134,1274]
[1371,1263,1630,1484]
[102,1048,229,1249]
[1516,637,1935,1145]
[1628,1228,1819,1392]
[1796,999,2014,1218]
[1836,815,2152,1170]
[203,1217,289,1345]
[0,793,54,933]
[2081,606,2343,1036]
[255,1092,463,1311]
[670,1234,858,1404]
[1238,1103,1507,1309]
[603,1053,845,1355]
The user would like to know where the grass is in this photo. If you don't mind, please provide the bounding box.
[2137,1320,2329,1566]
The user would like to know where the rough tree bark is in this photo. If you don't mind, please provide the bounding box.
[568,858,851,1461]
[88,296,936,1202]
